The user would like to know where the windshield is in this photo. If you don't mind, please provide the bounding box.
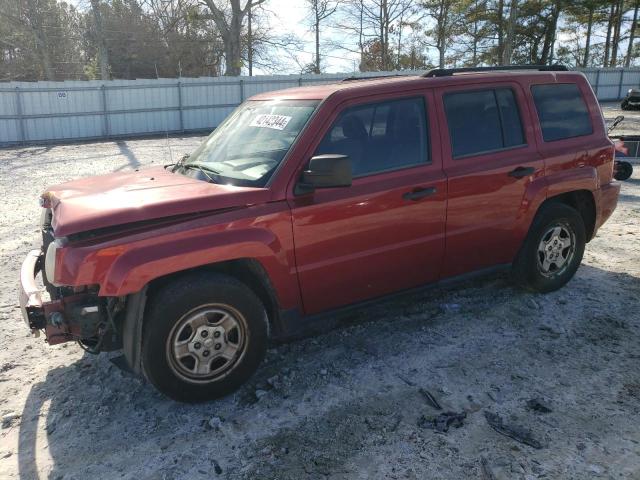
[183,100,319,187]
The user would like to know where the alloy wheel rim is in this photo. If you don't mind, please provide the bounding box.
[166,304,248,384]
[536,222,576,278]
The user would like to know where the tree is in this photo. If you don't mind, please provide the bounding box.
[455,0,491,66]
[502,0,517,64]
[610,0,625,67]
[625,0,639,67]
[0,0,84,80]
[90,0,110,80]
[200,0,266,76]
[305,0,340,73]
[420,0,463,68]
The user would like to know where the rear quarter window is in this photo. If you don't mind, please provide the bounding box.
[531,83,593,142]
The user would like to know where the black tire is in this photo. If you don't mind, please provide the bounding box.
[512,203,586,293]
[141,272,269,402]
[621,101,629,111]
[614,161,633,181]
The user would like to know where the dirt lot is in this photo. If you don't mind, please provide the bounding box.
[0,103,639,480]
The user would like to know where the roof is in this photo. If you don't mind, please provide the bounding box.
[249,70,586,102]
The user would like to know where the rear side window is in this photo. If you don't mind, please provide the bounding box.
[531,83,593,142]
[315,97,429,177]
[444,88,525,158]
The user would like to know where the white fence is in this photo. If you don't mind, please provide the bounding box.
[1,68,638,146]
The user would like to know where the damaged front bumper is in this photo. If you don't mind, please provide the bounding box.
[18,249,104,346]
[18,250,46,335]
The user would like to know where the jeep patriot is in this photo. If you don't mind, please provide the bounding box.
[18,65,620,402]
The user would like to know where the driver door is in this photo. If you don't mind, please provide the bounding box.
[288,93,447,314]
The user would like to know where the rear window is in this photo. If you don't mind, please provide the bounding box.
[444,88,525,158]
[531,83,593,142]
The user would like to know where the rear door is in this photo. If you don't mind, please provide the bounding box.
[288,93,447,314]
[436,82,544,278]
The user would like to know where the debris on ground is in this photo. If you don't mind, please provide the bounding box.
[526,398,553,413]
[1,412,20,429]
[480,457,497,480]
[419,388,442,410]
[418,411,466,433]
[484,411,544,449]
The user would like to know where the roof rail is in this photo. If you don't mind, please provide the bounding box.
[341,74,406,82]
[422,64,568,78]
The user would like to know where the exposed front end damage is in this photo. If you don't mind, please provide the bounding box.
[18,215,124,353]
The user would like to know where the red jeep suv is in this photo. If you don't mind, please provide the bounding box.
[19,65,620,402]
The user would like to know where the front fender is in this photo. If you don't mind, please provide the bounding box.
[102,228,285,296]
[55,204,300,310]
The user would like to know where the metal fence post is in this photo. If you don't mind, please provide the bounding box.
[15,87,25,145]
[177,81,184,133]
[100,84,109,138]
[594,69,601,100]
[617,69,625,100]
[298,76,303,86]
[239,78,245,103]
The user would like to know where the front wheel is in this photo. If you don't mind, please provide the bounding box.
[141,272,269,402]
[512,203,586,293]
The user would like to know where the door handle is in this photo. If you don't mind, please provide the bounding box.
[402,186,437,201]
[508,166,535,178]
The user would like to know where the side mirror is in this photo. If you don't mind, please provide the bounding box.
[295,154,352,194]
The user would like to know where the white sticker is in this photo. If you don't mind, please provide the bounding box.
[249,114,292,130]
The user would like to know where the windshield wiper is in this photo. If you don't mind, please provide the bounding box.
[166,153,190,172]
[180,163,221,183]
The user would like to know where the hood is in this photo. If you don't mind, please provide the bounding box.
[44,166,271,237]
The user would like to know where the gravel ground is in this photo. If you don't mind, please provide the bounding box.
[0,103,639,480]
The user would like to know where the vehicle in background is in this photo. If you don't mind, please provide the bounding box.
[621,88,640,110]
[608,115,637,181]
[19,65,620,402]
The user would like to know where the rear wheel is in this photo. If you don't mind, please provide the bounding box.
[512,203,586,293]
[141,272,268,402]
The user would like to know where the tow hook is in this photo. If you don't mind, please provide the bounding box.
[49,311,64,328]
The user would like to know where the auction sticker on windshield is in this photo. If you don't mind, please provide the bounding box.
[250,114,292,130]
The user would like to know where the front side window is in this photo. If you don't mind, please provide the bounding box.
[314,97,429,177]
[444,88,525,159]
[183,100,318,186]
[531,83,593,142]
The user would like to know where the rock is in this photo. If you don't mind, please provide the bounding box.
[208,416,223,430]
[212,460,223,475]
[526,398,552,413]
[588,464,603,474]
[417,411,466,433]
[266,375,281,389]
[440,303,461,314]
[255,389,268,400]
[319,368,328,376]
[1,412,20,429]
